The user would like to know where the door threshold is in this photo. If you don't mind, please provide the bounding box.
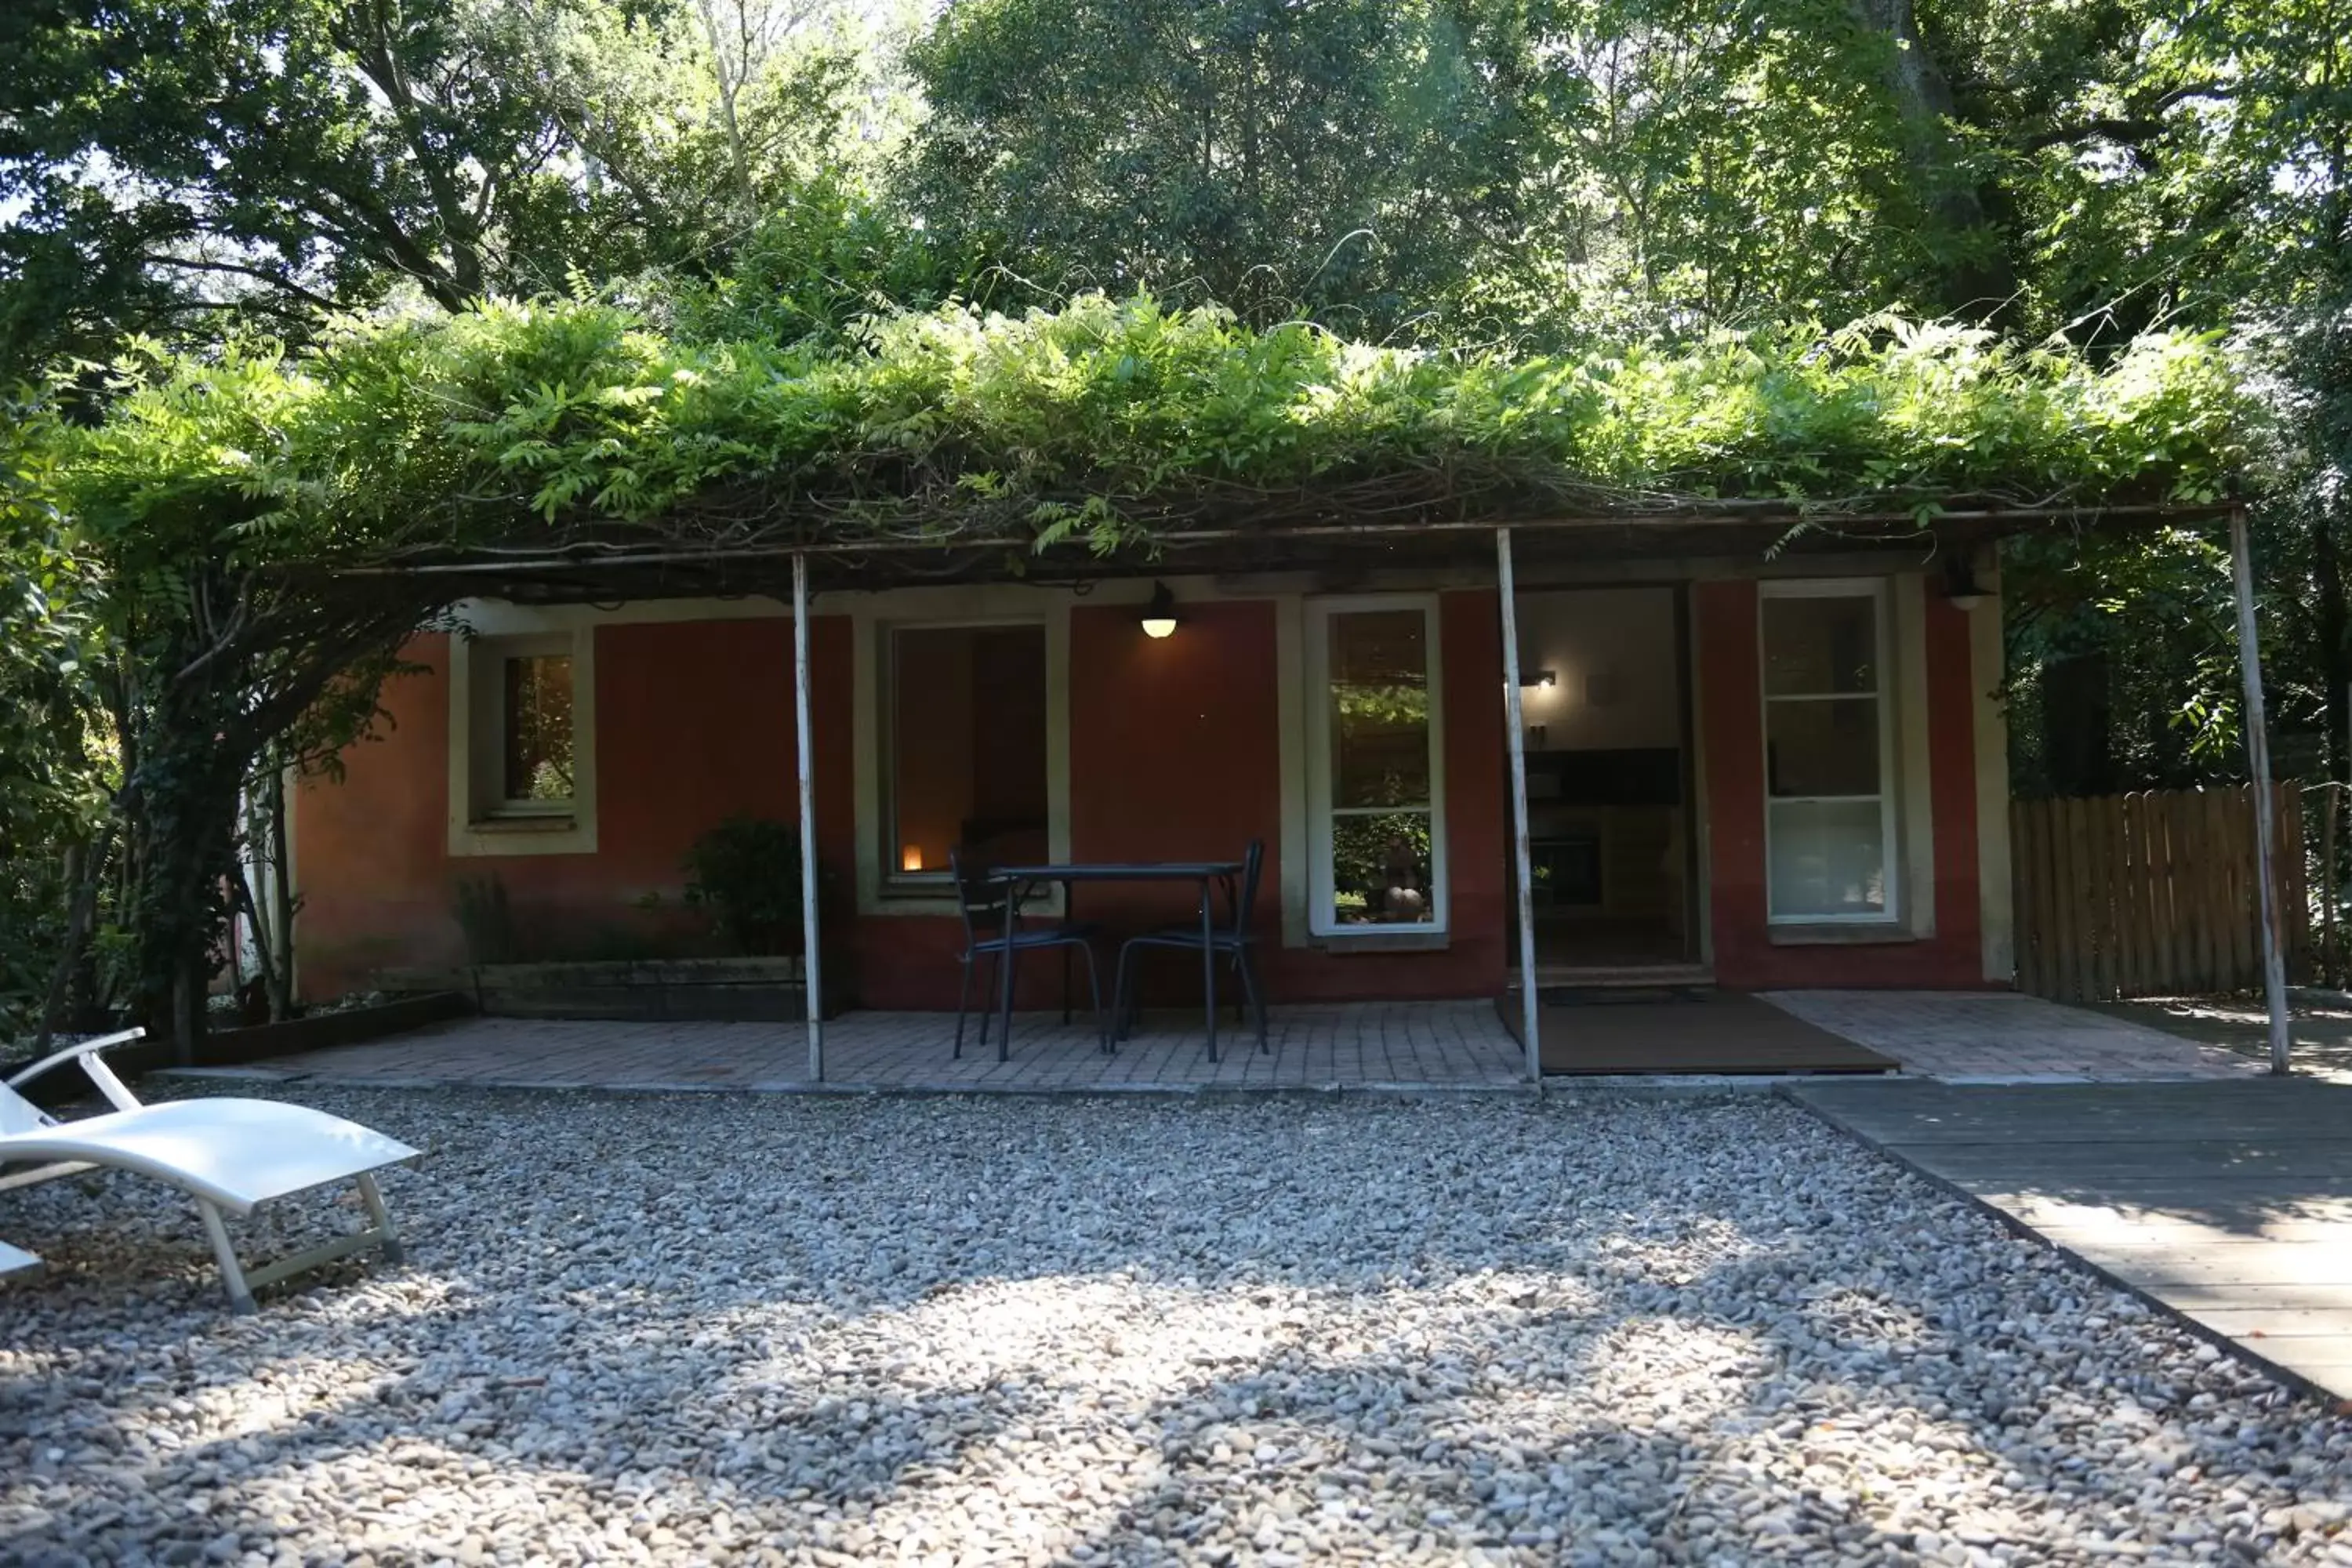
[1519,962,1715,989]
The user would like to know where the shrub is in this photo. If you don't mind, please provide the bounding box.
[681,817,804,956]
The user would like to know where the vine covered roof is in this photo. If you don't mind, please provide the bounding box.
[56,292,2249,595]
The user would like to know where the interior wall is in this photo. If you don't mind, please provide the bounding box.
[1514,588,1682,752]
[969,626,1048,831]
[1512,587,1689,953]
[890,628,978,872]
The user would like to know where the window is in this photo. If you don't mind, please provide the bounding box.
[1760,583,1894,921]
[884,622,1049,887]
[499,653,575,810]
[1306,599,1446,935]
[448,626,596,856]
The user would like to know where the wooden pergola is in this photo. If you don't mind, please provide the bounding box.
[339,496,2292,1083]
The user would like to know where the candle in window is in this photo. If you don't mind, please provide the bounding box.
[901,845,924,873]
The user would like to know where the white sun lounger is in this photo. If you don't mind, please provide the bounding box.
[0,1028,417,1312]
[1,1240,39,1280]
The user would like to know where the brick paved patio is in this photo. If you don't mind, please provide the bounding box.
[164,990,2278,1096]
[215,1000,1533,1093]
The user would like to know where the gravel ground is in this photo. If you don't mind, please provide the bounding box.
[3,1087,2349,1567]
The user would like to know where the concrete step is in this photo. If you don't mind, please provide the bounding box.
[1516,963,1715,990]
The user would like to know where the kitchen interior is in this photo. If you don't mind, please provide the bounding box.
[1513,586,1695,971]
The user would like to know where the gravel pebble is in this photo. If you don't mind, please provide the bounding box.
[3,1087,2348,1565]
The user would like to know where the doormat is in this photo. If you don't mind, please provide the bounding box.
[1504,988,1899,1075]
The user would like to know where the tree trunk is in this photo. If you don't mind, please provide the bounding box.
[2042,650,2115,796]
[169,951,205,1067]
[1846,0,2017,320]
[31,827,111,1052]
[695,0,758,217]
[267,760,296,1019]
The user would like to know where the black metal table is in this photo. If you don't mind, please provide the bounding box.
[991,861,1245,1059]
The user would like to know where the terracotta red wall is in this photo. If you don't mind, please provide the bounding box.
[845,592,1507,1011]
[296,618,848,997]
[1071,592,1503,1004]
[303,587,1988,1009]
[295,633,462,993]
[1431,590,1510,996]
[300,597,1508,1009]
[1693,580,1988,988]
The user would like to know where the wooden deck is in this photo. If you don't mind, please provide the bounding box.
[1791,1078,2352,1401]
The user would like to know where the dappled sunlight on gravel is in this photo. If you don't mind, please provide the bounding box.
[4,1089,2349,1565]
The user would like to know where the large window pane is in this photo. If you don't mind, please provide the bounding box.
[1762,587,1893,921]
[1762,595,1877,695]
[502,655,574,803]
[890,625,1048,877]
[1330,610,1430,808]
[1331,811,1434,926]
[1766,697,1880,797]
[1767,800,1887,918]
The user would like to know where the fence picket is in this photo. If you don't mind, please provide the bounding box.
[2235,785,2263,987]
[2277,785,2296,982]
[2143,793,2176,990]
[2049,797,2083,1000]
[2012,802,2040,996]
[2217,786,2250,989]
[2090,795,2121,1000]
[2117,794,2149,995]
[2205,787,2238,989]
[2033,799,2062,996]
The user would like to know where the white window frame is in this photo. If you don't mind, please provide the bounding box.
[1758,578,1897,924]
[877,615,1056,897]
[447,626,598,858]
[1305,594,1448,938]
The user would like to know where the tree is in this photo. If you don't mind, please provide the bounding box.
[903,0,1548,337]
[896,0,2081,344]
[0,397,114,1040]
[1497,0,1957,337]
[1907,0,2352,801]
[0,0,909,374]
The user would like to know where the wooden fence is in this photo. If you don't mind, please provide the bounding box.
[2012,786,2304,1003]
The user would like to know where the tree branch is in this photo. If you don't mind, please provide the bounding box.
[2020,82,2238,153]
[146,255,345,314]
[343,0,486,298]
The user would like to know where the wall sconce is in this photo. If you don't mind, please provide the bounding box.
[1140,581,1178,638]
[1523,669,1557,690]
[901,845,925,873]
[1942,553,1991,613]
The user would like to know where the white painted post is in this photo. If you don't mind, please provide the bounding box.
[793,551,825,1082]
[1497,529,1543,1083]
[2229,507,2292,1075]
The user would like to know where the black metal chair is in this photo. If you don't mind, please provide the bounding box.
[1112,839,1269,1053]
[949,848,1107,1060]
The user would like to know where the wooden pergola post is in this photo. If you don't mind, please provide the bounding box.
[793,551,824,1081]
[2229,506,2292,1075]
[1497,529,1542,1083]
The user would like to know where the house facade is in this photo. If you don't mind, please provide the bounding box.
[292,550,2016,1010]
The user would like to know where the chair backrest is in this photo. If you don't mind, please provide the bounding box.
[947,847,1011,949]
[1227,838,1266,941]
[1,1083,55,1138]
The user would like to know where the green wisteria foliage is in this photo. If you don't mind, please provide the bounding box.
[52,293,2249,569]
